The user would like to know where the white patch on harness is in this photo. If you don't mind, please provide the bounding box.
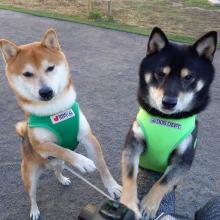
[50,108,75,124]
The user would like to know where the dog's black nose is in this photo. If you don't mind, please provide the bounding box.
[162,96,177,109]
[39,86,53,101]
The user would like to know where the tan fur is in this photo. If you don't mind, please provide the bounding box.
[1,29,75,166]
[7,44,68,106]
[149,87,164,104]
[121,173,138,205]
[16,121,27,137]
[141,173,180,218]
[163,66,171,75]
[121,161,140,218]
[86,132,114,182]
[181,68,189,78]
[120,147,141,219]
[0,28,121,220]
[5,42,64,75]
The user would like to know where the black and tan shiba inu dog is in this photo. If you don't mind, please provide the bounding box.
[120,27,217,219]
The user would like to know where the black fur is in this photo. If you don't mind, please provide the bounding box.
[138,27,217,119]
[121,28,217,218]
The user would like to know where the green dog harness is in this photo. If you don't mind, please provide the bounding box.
[28,102,80,151]
[137,108,197,173]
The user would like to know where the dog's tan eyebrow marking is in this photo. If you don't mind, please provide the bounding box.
[162,66,171,75]
[144,72,152,83]
[181,68,189,78]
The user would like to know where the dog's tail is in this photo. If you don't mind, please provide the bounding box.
[16,120,27,137]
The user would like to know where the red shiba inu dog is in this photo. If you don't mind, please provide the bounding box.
[0,29,121,220]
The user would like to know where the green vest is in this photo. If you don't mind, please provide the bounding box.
[28,102,79,151]
[137,108,197,173]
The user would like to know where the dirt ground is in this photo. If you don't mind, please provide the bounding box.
[0,0,220,42]
[0,10,220,220]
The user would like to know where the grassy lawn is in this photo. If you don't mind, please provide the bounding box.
[184,0,220,9]
[0,0,219,45]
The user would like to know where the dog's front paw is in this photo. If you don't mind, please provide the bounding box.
[140,196,159,220]
[74,154,96,173]
[125,202,141,220]
[30,205,40,220]
[140,208,150,220]
[106,179,122,200]
[59,175,71,186]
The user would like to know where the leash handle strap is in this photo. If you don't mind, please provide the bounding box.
[64,165,113,200]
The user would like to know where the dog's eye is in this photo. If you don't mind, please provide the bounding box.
[184,74,194,81]
[155,71,166,79]
[46,65,55,72]
[23,72,33,77]
[158,71,166,77]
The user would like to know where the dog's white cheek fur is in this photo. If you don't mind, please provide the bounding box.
[10,74,39,100]
[176,92,194,112]
[10,64,41,101]
[148,86,163,111]
[169,80,204,113]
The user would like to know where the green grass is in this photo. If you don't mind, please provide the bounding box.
[89,10,102,20]
[0,4,219,48]
[184,0,220,9]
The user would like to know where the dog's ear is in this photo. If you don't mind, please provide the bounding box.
[193,31,217,62]
[41,28,60,51]
[147,27,169,55]
[0,39,19,63]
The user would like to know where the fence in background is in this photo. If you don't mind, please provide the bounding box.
[87,0,112,19]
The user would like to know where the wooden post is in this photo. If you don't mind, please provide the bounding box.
[107,0,112,19]
[87,0,92,16]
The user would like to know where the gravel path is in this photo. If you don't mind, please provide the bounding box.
[0,10,219,220]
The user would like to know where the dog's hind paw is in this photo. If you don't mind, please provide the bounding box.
[74,155,96,173]
[30,205,40,220]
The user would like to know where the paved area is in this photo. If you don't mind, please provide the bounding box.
[0,10,219,220]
